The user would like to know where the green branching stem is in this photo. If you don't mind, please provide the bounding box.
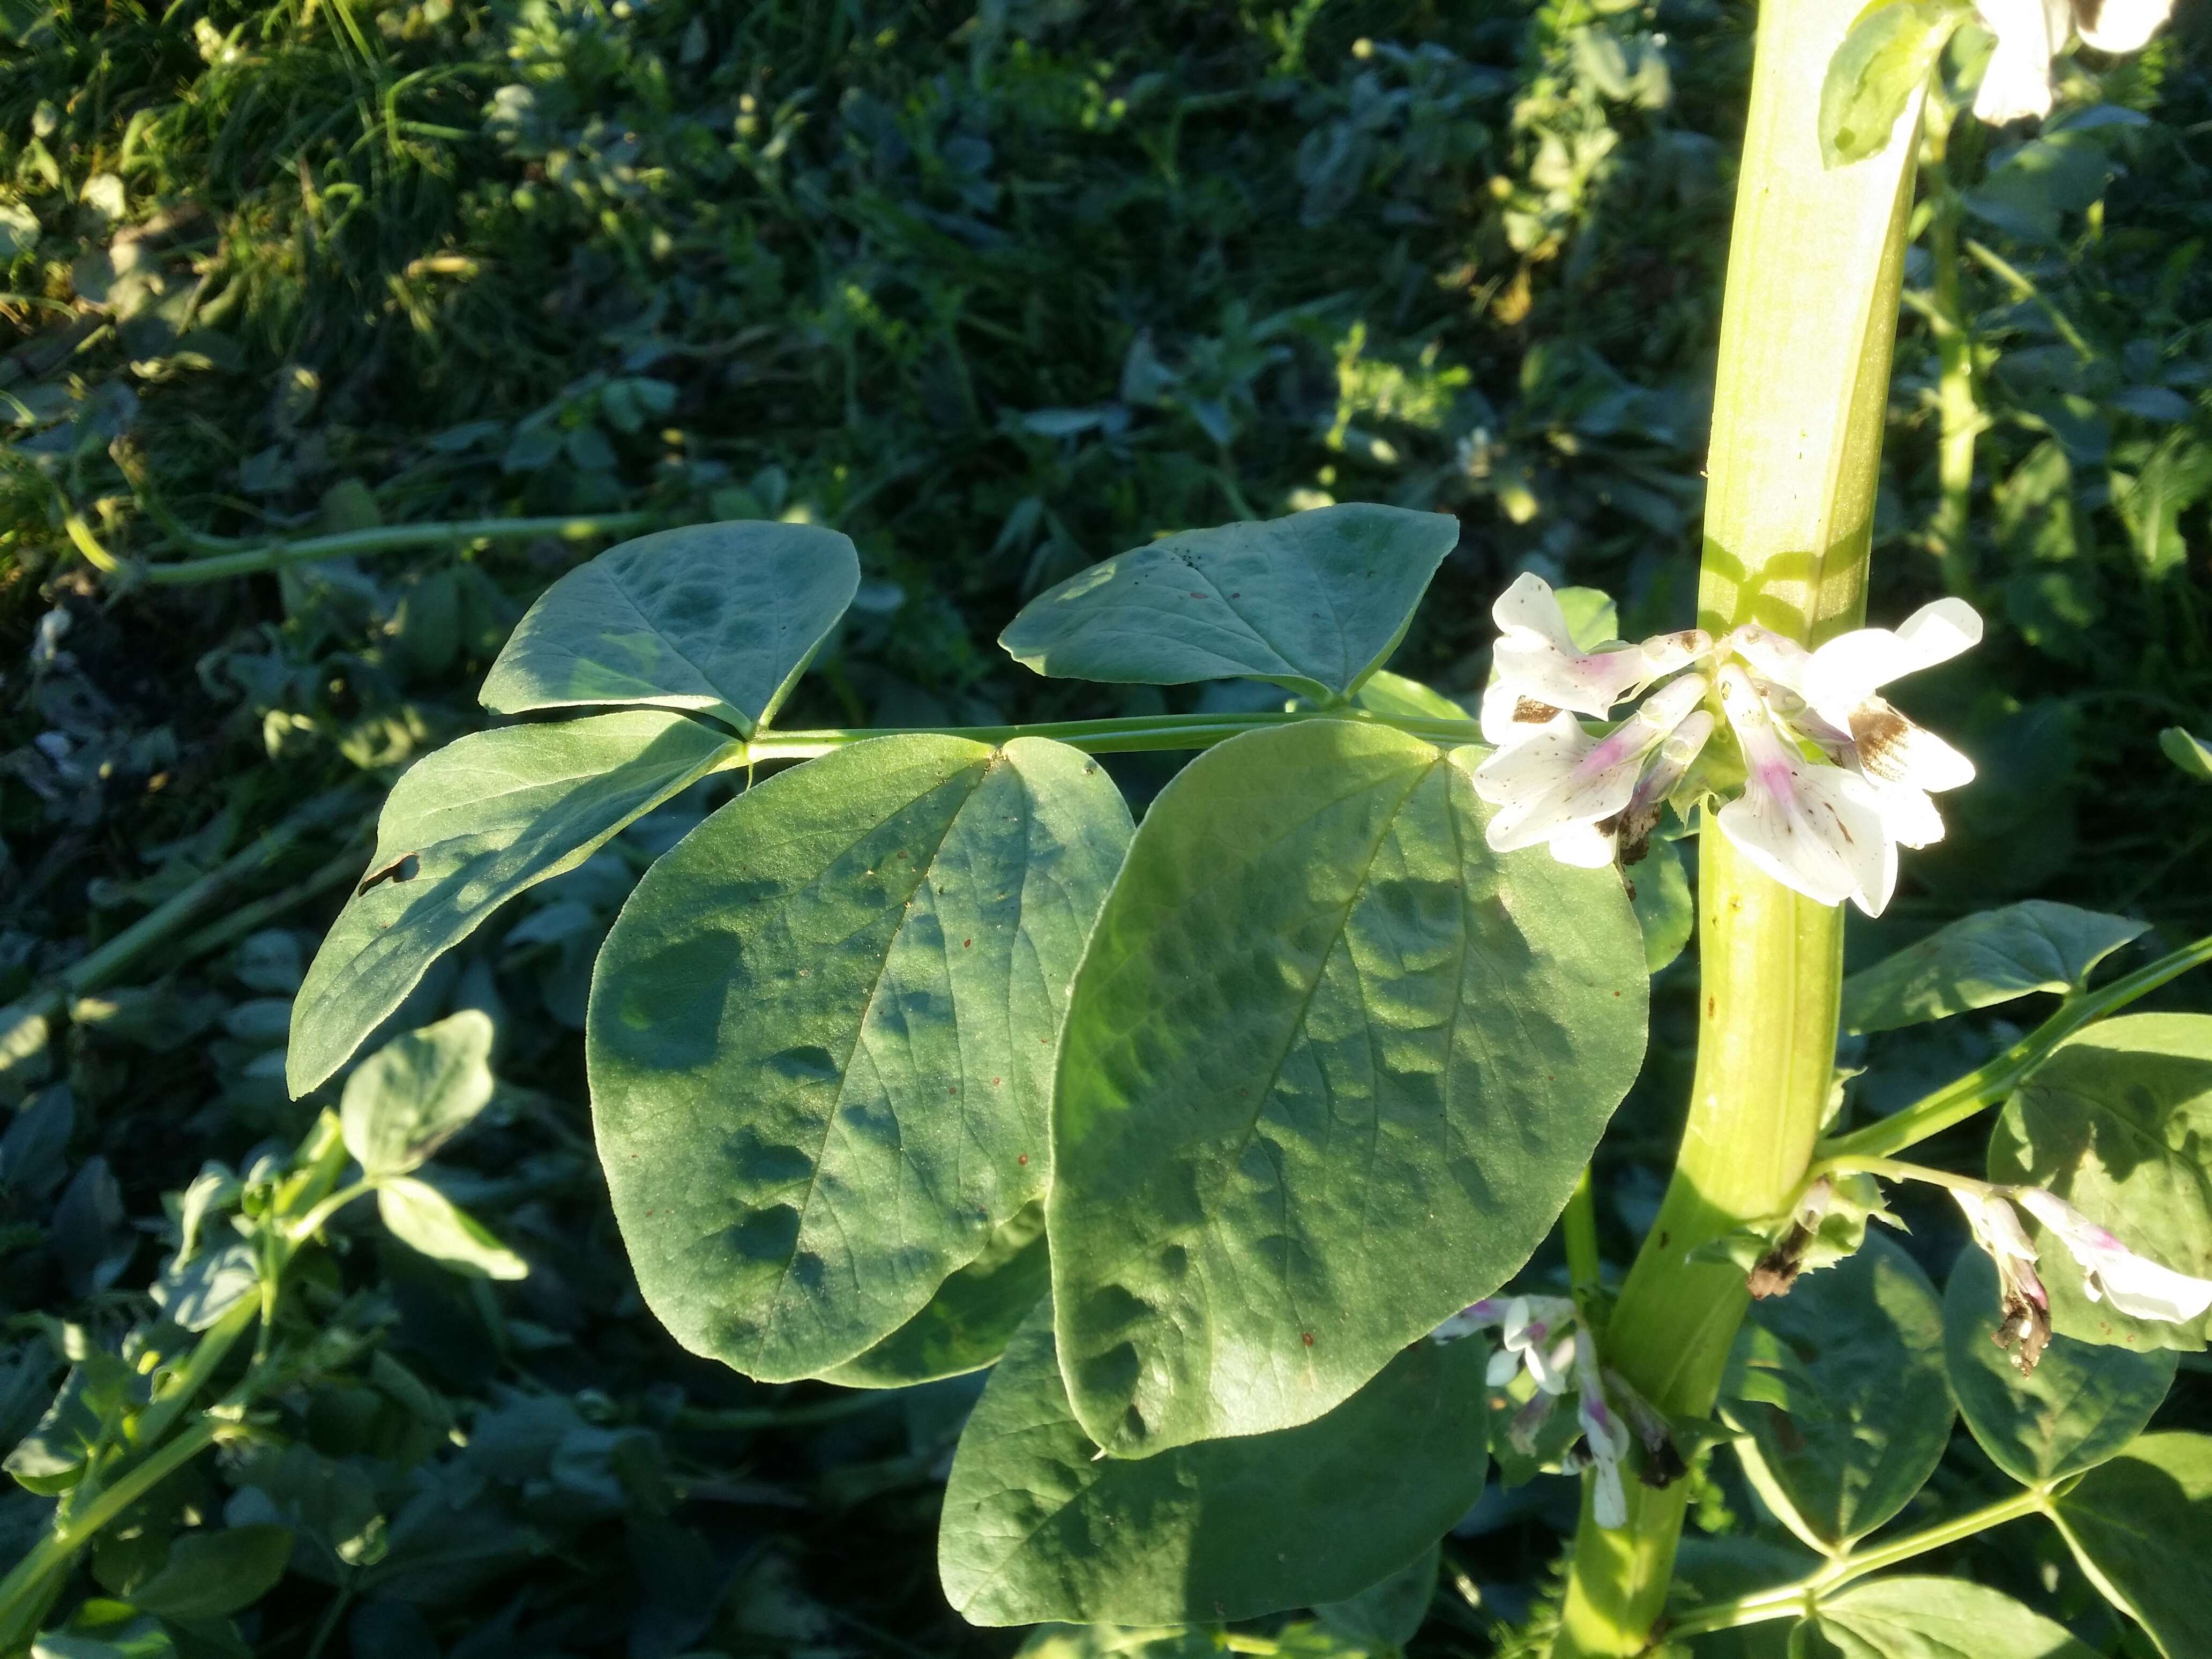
[130,511,661,584]
[1820,929,2212,1162]
[743,706,1482,760]
[1659,1483,2053,1640]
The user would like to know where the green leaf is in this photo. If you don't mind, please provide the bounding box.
[289,710,737,1095]
[1351,671,1468,722]
[1943,1248,2173,1486]
[479,521,860,733]
[937,1302,1488,1626]
[589,735,1132,1382]
[2049,1431,2212,1658]
[819,1200,1049,1388]
[1630,837,1693,974]
[1986,1013,2212,1352]
[998,504,1460,705]
[1049,720,1645,1454]
[375,1177,527,1279]
[1840,900,2147,1035]
[129,1526,295,1619]
[1818,0,1969,169]
[31,1604,175,1659]
[2160,727,2212,783]
[150,1239,259,1333]
[1799,1576,2098,1658]
[1316,1543,1438,1650]
[1722,1232,1952,1550]
[340,1010,496,1180]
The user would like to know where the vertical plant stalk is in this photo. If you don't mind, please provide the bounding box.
[1548,3,1924,1651]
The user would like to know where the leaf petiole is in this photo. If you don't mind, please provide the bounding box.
[1819,929,2212,1162]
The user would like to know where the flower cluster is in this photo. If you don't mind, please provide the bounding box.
[1972,0,2174,126]
[1472,576,1982,917]
[1956,1185,2212,1374]
[1434,1294,1665,1528]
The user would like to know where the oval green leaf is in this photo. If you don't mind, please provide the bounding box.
[937,1301,1488,1627]
[480,521,860,732]
[376,1177,528,1280]
[998,504,1460,705]
[340,1010,496,1180]
[1049,719,1646,1455]
[2049,1431,2212,1659]
[819,1200,1049,1388]
[1722,1232,1952,1550]
[1986,1012,2212,1352]
[1840,900,2146,1035]
[129,1526,296,1620]
[1631,837,1693,974]
[289,710,738,1095]
[589,735,1132,1383]
[1943,1247,2174,1487]
[1800,1576,2098,1658]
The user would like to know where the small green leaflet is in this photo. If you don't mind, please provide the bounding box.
[2161,726,2212,783]
[2049,1432,2212,1659]
[1818,0,1970,169]
[820,1200,1049,1388]
[1944,1249,2173,1488]
[1840,900,2146,1035]
[1795,1576,2098,1658]
[1314,1543,1438,1650]
[288,710,737,1095]
[480,521,860,733]
[376,1177,527,1280]
[1987,1013,2212,1352]
[590,735,1132,1383]
[998,504,1460,705]
[936,1301,1488,1626]
[340,1010,496,1180]
[127,1526,296,1620]
[1049,720,1645,1455]
[1722,1232,1952,1550]
[1631,837,1693,974]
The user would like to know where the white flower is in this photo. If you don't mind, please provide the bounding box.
[1483,574,1707,738]
[1473,579,1983,914]
[1474,674,1710,866]
[2013,1187,2212,1325]
[1714,664,1895,915]
[1572,1328,1632,1529]
[1954,1190,2052,1374]
[1972,0,2175,126]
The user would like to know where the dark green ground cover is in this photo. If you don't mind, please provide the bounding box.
[2,0,2210,1653]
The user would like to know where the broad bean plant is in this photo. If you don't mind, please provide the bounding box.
[9,3,2210,1658]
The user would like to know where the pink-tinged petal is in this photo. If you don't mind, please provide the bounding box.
[1714,668,1894,914]
[2015,1187,2212,1324]
[1474,709,1590,807]
[1494,638,1651,717]
[1590,1451,1627,1527]
[1483,675,1710,855]
[2075,0,2173,53]
[1955,1190,2039,1265]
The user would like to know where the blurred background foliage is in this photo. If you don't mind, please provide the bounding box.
[0,0,2209,1654]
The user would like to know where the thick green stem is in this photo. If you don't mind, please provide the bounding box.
[1549,1,1924,1649]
